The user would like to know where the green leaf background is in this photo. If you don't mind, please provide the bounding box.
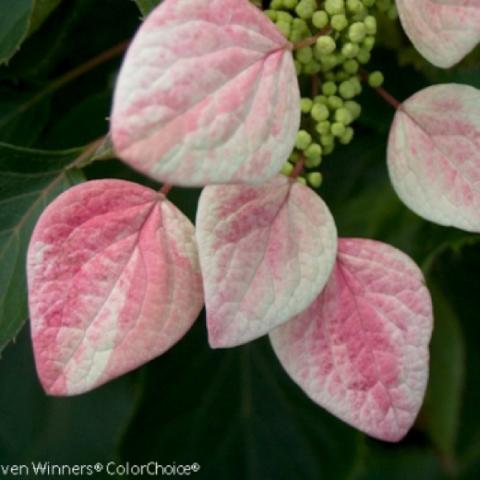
[0,0,479,477]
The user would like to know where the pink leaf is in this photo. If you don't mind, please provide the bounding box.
[111,0,300,186]
[196,175,337,348]
[27,180,203,396]
[396,0,480,68]
[387,83,480,232]
[270,238,433,442]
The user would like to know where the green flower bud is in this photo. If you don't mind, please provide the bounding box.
[350,76,362,94]
[303,60,321,75]
[342,42,360,58]
[290,150,301,162]
[331,14,348,31]
[307,172,323,188]
[343,59,359,74]
[305,142,323,159]
[281,161,294,176]
[312,10,329,29]
[340,126,354,144]
[327,95,343,109]
[318,53,338,70]
[344,100,362,119]
[346,0,363,14]
[356,48,371,64]
[322,81,337,96]
[348,22,367,43]
[313,95,328,104]
[296,46,313,64]
[331,122,346,137]
[339,80,356,99]
[265,10,277,21]
[335,107,353,125]
[292,18,309,32]
[297,176,307,185]
[311,103,330,122]
[363,36,375,51]
[295,0,316,19]
[387,5,398,19]
[315,120,331,135]
[323,143,335,155]
[294,60,302,75]
[276,20,291,38]
[325,0,345,15]
[295,130,312,150]
[300,97,313,113]
[320,133,334,147]
[283,0,299,8]
[364,15,377,34]
[368,71,384,88]
[315,36,336,55]
[270,0,284,10]
[305,156,322,168]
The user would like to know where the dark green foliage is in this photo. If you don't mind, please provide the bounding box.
[0,1,479,477]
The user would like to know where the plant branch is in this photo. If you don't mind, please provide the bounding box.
[160,184,173,196]
[372,85,401,110]
[72,136,108,169]
[360,68,401,110]
[293,28,331,50]
[291,156,305,179]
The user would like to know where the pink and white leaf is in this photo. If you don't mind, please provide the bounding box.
[111,0,300,186]
[27,180,203,396]
[196,175,337,348]
[388,83,480,232]
[396,0,480,68]
[270,238,433,442]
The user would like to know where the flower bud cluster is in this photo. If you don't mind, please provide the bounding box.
[263,0,395,187]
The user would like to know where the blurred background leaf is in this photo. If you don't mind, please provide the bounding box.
[0,143,84,353]
[120,319,364,480]
[0,0,63,64]
[134,0,162,16]
[0,327,138,464]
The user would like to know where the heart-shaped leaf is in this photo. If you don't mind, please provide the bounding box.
[111,0,300,186]
[270,238,433,442]
[387,84,480,232]
[196,175,337,348]
[396,0,480,68]
[27,179,203,396]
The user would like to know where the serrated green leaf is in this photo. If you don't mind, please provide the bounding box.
[133,0,161,17]
[119,323,363,480]
[0,143,85,352]
[0,0,63,64]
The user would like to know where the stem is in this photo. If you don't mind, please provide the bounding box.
[359,68,401,110]
[291,157,304,179]
[311,75,319,97]
[72,136,107,168]
[160,184,173,196]
[293,28,331,49]
[374,85,402,110]
[0,40,129,128]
